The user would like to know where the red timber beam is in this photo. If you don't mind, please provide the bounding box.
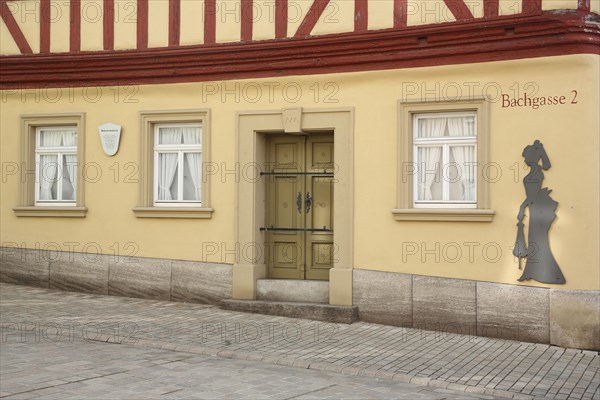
[40,0,51,53]
[40,0,50,53]
[578,0,590,11]
[169,0,180,46]
[137,0,148,49]
[1,11,599,89]
[104,0,114,50]
[355,0,368,32]
[275,0,287,38]
[523,0,542,15]
[484,0,499,18]
[204,0,216,44]
[241,0,253,41]
[70,0,81,52]
[394,0,407,28]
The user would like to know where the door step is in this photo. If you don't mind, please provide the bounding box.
[220,299,358,324]
[256,279,328,303]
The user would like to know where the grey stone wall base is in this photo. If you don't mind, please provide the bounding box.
[550,290,600,350]
[353,269,600,351]
[352,269,412,327]
[220,299,358,324]
[477,282,549,343]
[0,247,49,288]
[109,257,172,300]
[172,260,233,304]
[0,247,232,305]
[51,253,110,295]
[414,275,476,336]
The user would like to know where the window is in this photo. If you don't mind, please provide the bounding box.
[35,127,78,205]
[14,113,86,217]
[153,124,202,206]
[413,112,477,209]
[394,98,494,222]
[134,109,212,218]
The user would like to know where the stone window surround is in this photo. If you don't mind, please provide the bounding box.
[13,113,87,218]
[393,97,495,222]
[133,109,213,219]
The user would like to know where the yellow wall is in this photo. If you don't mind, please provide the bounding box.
[1,54,598,291]
[148,0,169,48]
[80,0,103,51]
[180,0,204,45]
[50,0,70,53]
[252,0,274,41]
[0,20,20,55]
[114,0,137,50]
[1,0,590,55]
[215,0,241,43]
[543,0,578,11]
[407,0,456,26]
[368,0,394,31]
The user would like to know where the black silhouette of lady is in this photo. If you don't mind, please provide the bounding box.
[513,140,565,284]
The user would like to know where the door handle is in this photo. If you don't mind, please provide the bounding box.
[297,192,303,214]
[305,192,312,214]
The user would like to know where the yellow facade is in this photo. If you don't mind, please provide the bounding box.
[1,0,599,352]
[1,54,598,290]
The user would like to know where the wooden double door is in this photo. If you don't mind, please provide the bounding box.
[264,133,334,280]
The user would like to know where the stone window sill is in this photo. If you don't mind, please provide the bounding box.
[13,206,88,218]
[392,208,495,222]
[132,207,213,219]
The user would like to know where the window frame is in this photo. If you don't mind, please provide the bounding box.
[133,109,212,219]
[393,98,495,222]
[35,126,79,206]
[412,111,478,209]
[14,113,87,218]
[153,122,203,207]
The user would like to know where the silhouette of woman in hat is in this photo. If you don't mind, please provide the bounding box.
[513,140,565,284]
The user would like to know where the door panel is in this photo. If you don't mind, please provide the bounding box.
[274,175,298,228]
[272,242,301,269]
[311,177,333,231]
[266,133,333,280]
[305,134,334,280]
[311,142,334,167]
[267,136,305,279]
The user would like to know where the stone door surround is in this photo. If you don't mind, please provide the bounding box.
[233,108,354,305]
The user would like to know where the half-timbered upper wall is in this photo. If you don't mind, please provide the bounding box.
[0,0,593,56]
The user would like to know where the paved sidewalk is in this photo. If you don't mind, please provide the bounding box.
[1,283,598,400]
[1,340,493,399]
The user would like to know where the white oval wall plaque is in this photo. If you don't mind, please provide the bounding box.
[98,122,122,156]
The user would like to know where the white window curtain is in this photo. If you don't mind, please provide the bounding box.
[182,127,201,201]
[38,131,63,200]
[63,130,77,200]
[447,117,476,201]
[418,118,446,200]
[157,128,183,201]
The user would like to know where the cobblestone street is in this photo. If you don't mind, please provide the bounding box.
[1,340,493,399]
[1,283,598,399]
